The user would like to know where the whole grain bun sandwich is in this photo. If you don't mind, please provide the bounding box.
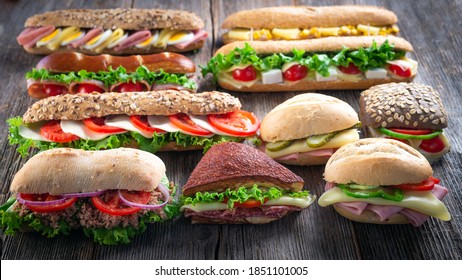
[318,138,451,226]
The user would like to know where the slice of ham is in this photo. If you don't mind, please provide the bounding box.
[17,26,55,48]
[274,148,335,161]
[114,30,152,51]
[69,27,103,48]
[69,80,107,94]
[151,83,193,92]
[110,80,150,92]
[26,78,69,99]
[174,30,208,49]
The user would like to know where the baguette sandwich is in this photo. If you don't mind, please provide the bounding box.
[201,36,416,92]
[17,8,208,55]
[222,5,399,44]
[318,138,451,226]
[180,142,315,224]
[27,52,198,98]
[0,148,178,245]
[8,90,260,157]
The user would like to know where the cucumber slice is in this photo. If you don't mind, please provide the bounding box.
[348,184,379,190]
[266,140,294,151]
[305,133,335,148]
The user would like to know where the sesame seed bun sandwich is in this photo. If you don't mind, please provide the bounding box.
[260,93,361,166]
[180,142,315,224]
[0,148,178,245]
[222,5,399,44]
[17,8,208,55]
[7,90,260,157]
[318,138,451,226]
[201,36,417,92]
[360,83,450,163]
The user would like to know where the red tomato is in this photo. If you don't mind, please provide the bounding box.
[169,114,212,136]
[388,64,412,78]
[232,65,257,82]
[91,190,151,216]
[114,82,146,93]
[40,121,80,143]
[283,64,308,81]
[390,128,433,135]
[338,63,362,75]
[20,193,77,213]
[42,84,68,96]
[392,177,440,191]
[419,136,445,153]
[76,84,105,94]
[207,110,260,136]
[129,115,165,134]
[224,198,269,208]
[83,117,127,133]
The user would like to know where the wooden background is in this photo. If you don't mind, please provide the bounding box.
[0,0,461,260]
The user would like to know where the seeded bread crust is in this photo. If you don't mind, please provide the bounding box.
[23,90,242,123]
[25,8,204,30]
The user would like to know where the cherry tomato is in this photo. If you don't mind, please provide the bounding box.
[91,190,151,216]
[232,65,257,82]
[42,84,68,96]
[20,193,77,213]
[283,64,308,81]
[390,128,433,135]
[391,177,440,191]
[208,110,260,136]
[76,84,105,94]
[129,115,165,134]
[168,114,213,136]
[83,117,127,133]
[419,136,445,153]
[388,64,412,78]
[114,82,146,93]
[338,63,362,75]
[40,121,80,143]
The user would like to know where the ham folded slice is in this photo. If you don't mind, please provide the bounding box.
[275,148,335,161]
[17,26,55,48]
[114,30,151,51]
[69,27,103,48]
[151,83,192,92]
[174,30,208,49]
[69,80,107,94]
[26,78,69,99]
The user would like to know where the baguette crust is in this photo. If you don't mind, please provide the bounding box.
[23,90,241,123]
[333,205,409,224]
[11,148,165,195]
[25,8,204,30]
[36,52,195,74]
[221,5,398,29]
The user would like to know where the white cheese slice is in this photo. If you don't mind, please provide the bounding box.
[365,68,387,79]
[147,115,180,132]
[261,69,283,84]
[189,115,231,136]
[60,120,111,141]
[315,66,338,81]
[104,115,152,138]
[180,202,228,212]
[224,63,252,72]
[18,123,51,142]
[338,72,363,82]
[218,72,258,89]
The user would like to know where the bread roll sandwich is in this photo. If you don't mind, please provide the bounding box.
[0,148,178,245]
[318,138,451,226]
[180,142,315,224]
[17,8,207,55]
[360,83,450,163]
[201,36,416,92]
[260,93,361,165]
[8,90,260,157]
[222,5,399,44]
[27,52,198,99]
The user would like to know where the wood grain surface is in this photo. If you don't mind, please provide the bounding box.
[0,0,461,260]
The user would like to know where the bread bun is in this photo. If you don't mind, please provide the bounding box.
[325,138,432,186]
[260,93,359,142]
[333,205,409,224]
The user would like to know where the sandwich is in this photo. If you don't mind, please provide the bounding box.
[318,138,451,226]
[17,8,207,55]
[180,142,315,224]
[0,148,178,245]
[260,93,361,165]
[201,36,417,92]
[360,82,450,163]
[222,5,399,44]
[27,52,198,98]
[8,90,260,157]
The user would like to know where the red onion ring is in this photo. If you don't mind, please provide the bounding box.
[118,183,170,210]
[17,193,69,206]
[61,190,106,198]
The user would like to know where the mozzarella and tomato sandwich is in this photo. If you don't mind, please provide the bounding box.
[201,36,416,92]
[180,142,315,224]
[8,90,260,157]
[26,52,198,99]
[360,82,450,163]
[0,148,178,245]
[260,93,361,166]
[318,138,451,226]
[222,5,399,44]
[17,8,207,55]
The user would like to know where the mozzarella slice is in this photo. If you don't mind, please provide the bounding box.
[365,68,387,79]
[18,123,51,142]
[189,115,231,136]
[104,115,152,138]
[60,120,111,141]
[315,66,338,81]
[147,115,180,132]
[261,69,283,84]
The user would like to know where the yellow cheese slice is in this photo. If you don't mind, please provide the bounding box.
[228,28,251,40]
[47,26,80,50]
[218,71,258,89]
[271,28,301,40]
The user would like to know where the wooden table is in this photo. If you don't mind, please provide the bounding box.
[1,0,461,260]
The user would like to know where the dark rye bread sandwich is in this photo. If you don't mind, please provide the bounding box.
[360,83,450,163]
[17,8,207,55]
[222,5,399,44]
[8,90,260,157]
[201,36,417,92]
[180,142,315,224]
[0,148,178,245]
[318,138,451,226]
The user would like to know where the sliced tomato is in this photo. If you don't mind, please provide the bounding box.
[169,113,212,136]
[42,84,68,96]
[388,64,412,78]
[224,198,269,208]
[419,136,445,153]
[91,190,151,216]
[129,115,165,135]
[20,193,77,213]
[83,117,127,133]
[390,128,433,135]
[392,177,440,191]
[208,110,260,136]
[76,84,105,94]
[283,64,308,81]
[40,121,80,143]
[338,63,361,75]
[232,65,257,82]
[114,82,146,93]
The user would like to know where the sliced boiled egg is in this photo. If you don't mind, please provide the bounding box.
[61,30,85,46]
[105,28,126,49]
[155,29,177,47]
[48,27,81,50]
[84,29,113,50]
[36,29,61,47]
[135,30,159,48]
[167,31,194,45]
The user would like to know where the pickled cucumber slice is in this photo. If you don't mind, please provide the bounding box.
[305,133,336,148]
[266,140,294,151]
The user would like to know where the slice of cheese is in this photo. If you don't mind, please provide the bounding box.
[147,115,180,132]
[261,69,283,84]
[228,29,251,40]
[218,71,258,89]
[272,28,300,40]
[18,123,51,142]
[104,115,152,138]
[60,120,112,140]
[189,115,231,136]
